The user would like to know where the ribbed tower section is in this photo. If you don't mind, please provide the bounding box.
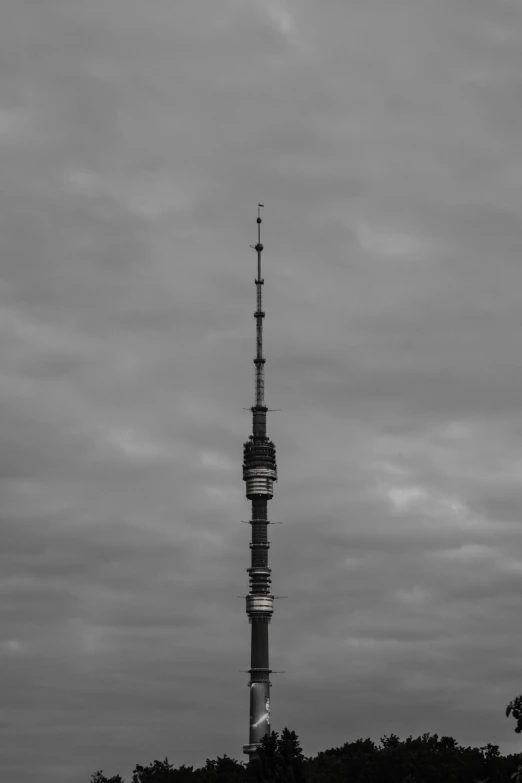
[242,206,278,757]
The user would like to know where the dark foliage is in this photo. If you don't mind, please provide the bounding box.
[305,733,522,783]
[203,754,248,783]
[91,728,522,783]
[90,772,125,783]
[246,729,306,783]
[131,756,176,782]
[507,695,522,735]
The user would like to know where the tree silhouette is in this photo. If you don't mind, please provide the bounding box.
[203,754,246,782]
[247,728,305,783]
[90,772,125,783]
[507,696,522,734]
[90,726,522,782]
[131,757,176,782]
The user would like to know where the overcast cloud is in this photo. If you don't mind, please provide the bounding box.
[2,0,522,780]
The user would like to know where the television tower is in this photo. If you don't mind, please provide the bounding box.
[242,205,278,757]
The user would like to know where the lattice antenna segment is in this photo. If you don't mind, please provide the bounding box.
[254,204,265,407]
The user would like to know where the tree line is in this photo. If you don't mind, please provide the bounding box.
[90,696,522,782]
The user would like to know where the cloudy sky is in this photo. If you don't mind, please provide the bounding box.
[2,0,522,780]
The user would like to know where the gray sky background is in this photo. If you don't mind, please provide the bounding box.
[2,0,522,780]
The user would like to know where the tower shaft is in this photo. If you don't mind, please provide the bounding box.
[242,206,278,757]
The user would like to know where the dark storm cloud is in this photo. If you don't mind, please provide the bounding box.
[1,0,522,780]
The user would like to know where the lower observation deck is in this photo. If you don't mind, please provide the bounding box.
[246,594,274,617]
[244,468,276,498]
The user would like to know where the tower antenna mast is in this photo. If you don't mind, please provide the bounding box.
[254,204,265,407]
